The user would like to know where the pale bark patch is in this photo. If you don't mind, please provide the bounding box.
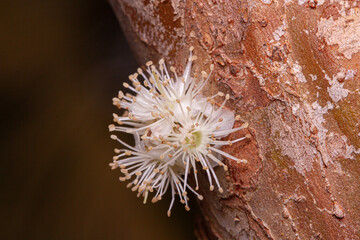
[317,10,360,60]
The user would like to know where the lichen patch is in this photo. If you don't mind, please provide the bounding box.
[326,71,351,103]
[272,20,286,42]
[290,62,307,83]
[260,0,273,5]
[305,101,334,167]
[297,0,307,5]
[269,103,316,175]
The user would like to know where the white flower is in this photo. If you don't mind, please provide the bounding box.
[109,133,203,216]
[158,94,249,193]
[111,48,211,138]
[109,48,249,216]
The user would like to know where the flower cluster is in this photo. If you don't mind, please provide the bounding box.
[109,48,249,216]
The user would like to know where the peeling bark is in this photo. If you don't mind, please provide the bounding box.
[109,0,360,239]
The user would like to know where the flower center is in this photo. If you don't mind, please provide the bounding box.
[185,131,203,149]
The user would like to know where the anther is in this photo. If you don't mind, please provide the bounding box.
[108,124,115,131]
[118,91,124,99]
[236,159,248,164]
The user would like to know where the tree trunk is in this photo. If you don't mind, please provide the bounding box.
[109,0,360,239]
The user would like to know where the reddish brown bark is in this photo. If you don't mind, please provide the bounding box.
[109,0,360,239]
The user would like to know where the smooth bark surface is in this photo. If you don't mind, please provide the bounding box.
[110,0,360,239]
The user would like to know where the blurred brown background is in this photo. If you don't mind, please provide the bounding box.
[0,1,197,239]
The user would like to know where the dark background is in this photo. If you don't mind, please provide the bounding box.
[1,1,197,239]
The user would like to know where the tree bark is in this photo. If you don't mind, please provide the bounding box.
[109,0,360,239]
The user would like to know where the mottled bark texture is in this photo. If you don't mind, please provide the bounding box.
[109,0,360,239]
